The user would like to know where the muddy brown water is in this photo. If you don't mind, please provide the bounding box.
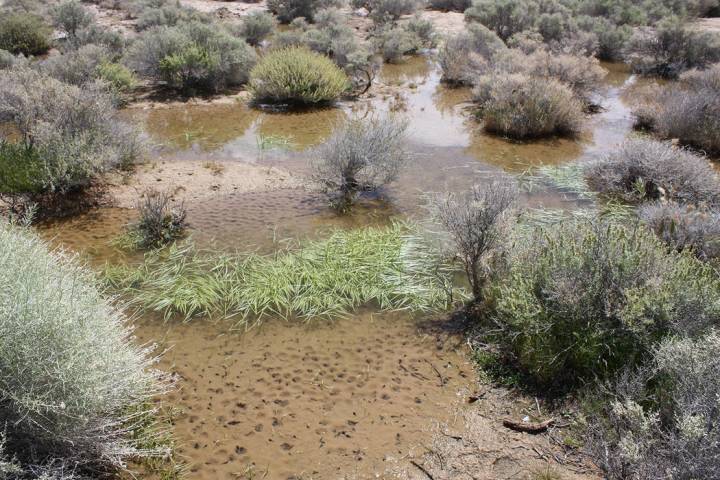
[37,57,652,479]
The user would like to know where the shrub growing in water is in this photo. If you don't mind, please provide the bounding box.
[128,189,188,249]
[439,24,506,85]
[125,22,257,92]
[0,12,52,56]
[0,221,166,477]
[248,47,349,105]
[585,138,720,206]
[311,117,409,211]
[487,218,720,389]
[464,0,539,41]
[473,73,583,139]
[431,179,517,300]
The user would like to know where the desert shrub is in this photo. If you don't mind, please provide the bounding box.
[439,23,506,84]
[0,68,144,202]
[633,69,720,156]
[473,73,583,139]
[428,0,470,12]
[488,218,720,389]
[135,2,210,30]
[585,138,720,206]
[373,18,434,63]
[238,11,276,46]
[267,0,342,23]
[0,221,166,477]
[0,12,51,56]
[124,189,188,249]
[105,223,459,322]
[431,178,517,299]
[465,0,539,41]
[640,201,720,261]
[249,47,349,105]
[576,15,631,60]
[311,117,408,211]
[624,17,720,78]
[97,61,137,93]
[523,49,606,105]
[40,44,112,86]
[51,0,94,39]
[588,331,720,480]
[125,22,257,92]
[0,50,16,69]
[368,0,421,23]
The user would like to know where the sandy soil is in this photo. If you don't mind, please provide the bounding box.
[107,159,304,209]
[132,313,598,480]
[694,17,720,33]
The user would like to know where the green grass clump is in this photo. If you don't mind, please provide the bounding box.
[248,47,350,105]
[105,223,461,324]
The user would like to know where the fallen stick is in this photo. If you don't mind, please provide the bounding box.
[502,418,555,434]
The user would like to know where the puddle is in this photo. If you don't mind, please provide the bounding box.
[135,312,474,479]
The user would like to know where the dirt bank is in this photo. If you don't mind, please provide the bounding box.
[107,159,304,209]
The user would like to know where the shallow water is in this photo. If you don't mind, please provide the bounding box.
[135,312,473,479]
[37,56,650,479]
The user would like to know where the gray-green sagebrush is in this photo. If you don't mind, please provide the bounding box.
[0,221,168,478]
[105,223,464,324]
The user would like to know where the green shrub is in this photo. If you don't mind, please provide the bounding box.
[588,331,720,479]
[125,22,257,92]
[488,218,720,389]
[0,68,144,198]
[98,61,137,93]
[585,138,720,206]
[473,73,583,139]
[624,17,720,78]
[368,0,421,23]
[105,223,459,322]
[267,0,342,23]
[238,11,276,46]
[0,12,51,56]
[51,0,94,39]
[0,141,45,195]
[0,221,166,476]
[249,47,349,105]
[576,15,631,60]
[465,0,538,41]
[135,3,210,30]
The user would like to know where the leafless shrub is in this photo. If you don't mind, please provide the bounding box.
[311,117,409,212]
[473,73,583,139]
[430,178,517,299]
[131,189,187,249]
[640,201,720,261]
[585,138,720,206]
[633,66,720,155]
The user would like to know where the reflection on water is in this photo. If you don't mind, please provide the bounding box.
[43,56,643,259]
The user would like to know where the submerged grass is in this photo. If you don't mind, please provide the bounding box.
[104,223,463,325]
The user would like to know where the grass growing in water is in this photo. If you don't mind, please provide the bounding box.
[104,223,462,324]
